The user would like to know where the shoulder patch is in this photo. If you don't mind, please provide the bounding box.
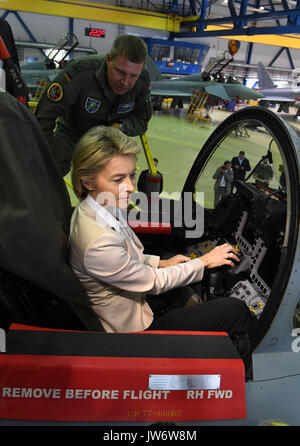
[47,83,63,102]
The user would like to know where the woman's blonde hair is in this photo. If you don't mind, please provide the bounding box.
[71,126,140,199]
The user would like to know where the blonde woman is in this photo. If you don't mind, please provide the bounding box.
[69,126,255,334]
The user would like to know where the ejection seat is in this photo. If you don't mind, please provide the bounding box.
[0,91,103,332]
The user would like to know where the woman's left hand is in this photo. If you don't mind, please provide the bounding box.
[159,255,191,268]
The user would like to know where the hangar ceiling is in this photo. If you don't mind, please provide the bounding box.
[3,0,300,49]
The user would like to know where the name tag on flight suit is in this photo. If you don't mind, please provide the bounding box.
[117,102,135,114]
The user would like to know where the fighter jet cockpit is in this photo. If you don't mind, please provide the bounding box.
[185,123,286,313]
[135,106,299,361]
[1,96,300,425]
[174,106,300,354]
[136,106,300,423]
[0,93,299,363]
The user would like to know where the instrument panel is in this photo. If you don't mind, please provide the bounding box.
[185,181,286,318]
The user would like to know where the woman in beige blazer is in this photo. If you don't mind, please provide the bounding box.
[69,126,255,335]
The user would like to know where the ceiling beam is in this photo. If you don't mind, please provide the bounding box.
[1,0,181,32]
[188,24,300,49]
[176,22,300,36]
[3,0,300,48]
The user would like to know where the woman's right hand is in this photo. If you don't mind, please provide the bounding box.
[199,243,240,269]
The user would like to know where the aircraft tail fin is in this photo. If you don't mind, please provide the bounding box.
[257,62,276,89]
[145,55,163,82]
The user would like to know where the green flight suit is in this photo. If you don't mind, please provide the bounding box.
[35,55,152,176]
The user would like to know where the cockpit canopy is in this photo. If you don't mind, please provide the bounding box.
[181,107,300,351]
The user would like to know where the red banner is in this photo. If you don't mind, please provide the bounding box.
[0,353,245,422]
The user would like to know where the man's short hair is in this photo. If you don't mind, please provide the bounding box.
[110,34,147,64]
[239,151,245,155]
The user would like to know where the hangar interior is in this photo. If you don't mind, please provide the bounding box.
[2,0,300,197]
[1,0,300,328]
[1,4,299,305]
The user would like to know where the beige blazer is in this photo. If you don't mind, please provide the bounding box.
[69,197,205,333]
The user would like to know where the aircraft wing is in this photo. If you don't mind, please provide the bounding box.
[259,95,295,103]
[224,84,265,100]
[150,80,199,97]
[203,83,232,100]
[151,79,264,101]
[151,80,234,100]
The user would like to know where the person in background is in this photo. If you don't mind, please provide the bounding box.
[68,126,255,335]
[35,34,152,177]
[253,158,274,187]
[213,160,233,207]
[231,150,251,191]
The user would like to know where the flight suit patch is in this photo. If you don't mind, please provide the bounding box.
[117,102,135,114]
[85,97,101,113]
[47,83,63,102]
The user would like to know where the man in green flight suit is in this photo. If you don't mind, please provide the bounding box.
[253,158,274,187]
[35,34,152,177]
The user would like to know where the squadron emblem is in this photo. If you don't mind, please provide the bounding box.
[47,83,63,102]
[85,97,101,113]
